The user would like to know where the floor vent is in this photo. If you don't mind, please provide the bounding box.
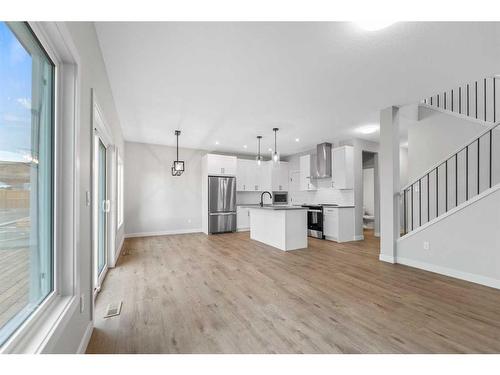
[104,301,123,318]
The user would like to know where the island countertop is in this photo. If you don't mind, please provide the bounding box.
[248,205,306,211]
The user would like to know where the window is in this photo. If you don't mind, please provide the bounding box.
[117,154,124,227]
[0,22,55,346]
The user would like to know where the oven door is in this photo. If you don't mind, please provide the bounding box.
[307,209,323,238]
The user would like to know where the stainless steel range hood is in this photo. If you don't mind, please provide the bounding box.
[311,142,332,179]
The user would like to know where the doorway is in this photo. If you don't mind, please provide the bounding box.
[362,151,380,237]
[91,91,115,301]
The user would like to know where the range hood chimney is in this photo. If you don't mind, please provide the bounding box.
[312,142,332,178]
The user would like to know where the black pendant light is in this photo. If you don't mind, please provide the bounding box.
[255,135,263,166]
[171,130,184,176]
[272,127,280,164]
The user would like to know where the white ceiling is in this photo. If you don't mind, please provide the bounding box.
[95,22,500,156]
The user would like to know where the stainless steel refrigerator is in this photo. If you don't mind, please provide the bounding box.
[208,176,236,233]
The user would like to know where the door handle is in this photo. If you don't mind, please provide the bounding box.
[102,200,110,213]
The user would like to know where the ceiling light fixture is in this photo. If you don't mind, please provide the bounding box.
[355,21,395,31]
[255,136,263,166]
[295,138,300,142]
[357,124,380,135]
[272,128,280,164]
[215,141,219,145]
[243,145,247,149]
[171,130,184,176]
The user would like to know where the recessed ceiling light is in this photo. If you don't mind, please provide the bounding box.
[268,148,273,152]
[215,141,219,145]
[243,145,247,149]
[357,124,380,135]
[295,138,300,142]
[355,21,395,31]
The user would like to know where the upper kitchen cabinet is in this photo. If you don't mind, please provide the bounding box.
[206,154,237,176]
[236,159,288,192]
[331,145,354,189]
[299,154,316,191]
[271,161,289,191]
[236,159,251,191]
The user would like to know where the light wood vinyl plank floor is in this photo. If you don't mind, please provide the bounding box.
[86,230,500,354]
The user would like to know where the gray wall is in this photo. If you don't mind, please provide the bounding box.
[407,106,486,182]
[124,141,204,236]
[46,22,125,353]
[397,186,500,289]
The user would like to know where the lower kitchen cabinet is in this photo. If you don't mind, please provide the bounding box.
[236,206,251,231]
[323,206,355,242]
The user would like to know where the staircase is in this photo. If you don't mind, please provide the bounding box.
[400,120,500,236]
[422,76,500,123]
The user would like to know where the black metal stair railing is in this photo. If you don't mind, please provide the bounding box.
[401,122,500,236]
[423,76,499,123]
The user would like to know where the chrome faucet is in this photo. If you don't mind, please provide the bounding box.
[260,191,272,207]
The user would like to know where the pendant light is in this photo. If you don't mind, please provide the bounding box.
[272,127,280,164]
[255,135,263,166]
[171,130,184,176]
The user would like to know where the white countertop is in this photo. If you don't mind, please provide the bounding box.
[248,205,306,210]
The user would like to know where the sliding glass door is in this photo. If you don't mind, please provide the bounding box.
[97,139,107,278]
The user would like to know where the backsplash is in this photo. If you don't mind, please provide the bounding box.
[289,186,354,206]
[237,186,354,206]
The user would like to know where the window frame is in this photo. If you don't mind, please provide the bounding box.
[0,22,81,354]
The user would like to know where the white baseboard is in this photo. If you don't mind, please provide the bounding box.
[77,322,93,354]
[379,254,395,263]
[125,228,202,238]
[353,235,364,241]
[396,256,500,290]
[237,228,250,232]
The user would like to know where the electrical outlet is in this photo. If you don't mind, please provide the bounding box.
[423,241,430,250]
[80,294,85,313]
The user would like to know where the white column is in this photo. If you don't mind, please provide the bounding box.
[379,106,400,263]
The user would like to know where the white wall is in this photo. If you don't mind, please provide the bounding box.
[46,22,125,353]
[407,106,486,182]
[124,141,204,236]
[363,168,375,216]
[399,147,408,188]
[397,185,500,289]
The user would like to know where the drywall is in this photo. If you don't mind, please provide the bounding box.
[363,168,375,216]
[124,141,204,236]
[406,106,486,182]
[45,22,125,353]
[397,185,500,289]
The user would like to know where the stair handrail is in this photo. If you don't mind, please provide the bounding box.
[400,120,500,193]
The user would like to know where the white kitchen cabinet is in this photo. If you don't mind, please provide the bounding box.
[323,206,355,242]
[271,162,289,191]
[237,206,251,231]
[237,159,252,191]
[331,146,354,189]
[299,155,316,191]
[237,159,287,192]
[206,154,237,176]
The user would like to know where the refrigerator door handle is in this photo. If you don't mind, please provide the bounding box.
[209,212,236,216]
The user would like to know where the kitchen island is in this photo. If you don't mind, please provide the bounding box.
[249,206,308,251]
